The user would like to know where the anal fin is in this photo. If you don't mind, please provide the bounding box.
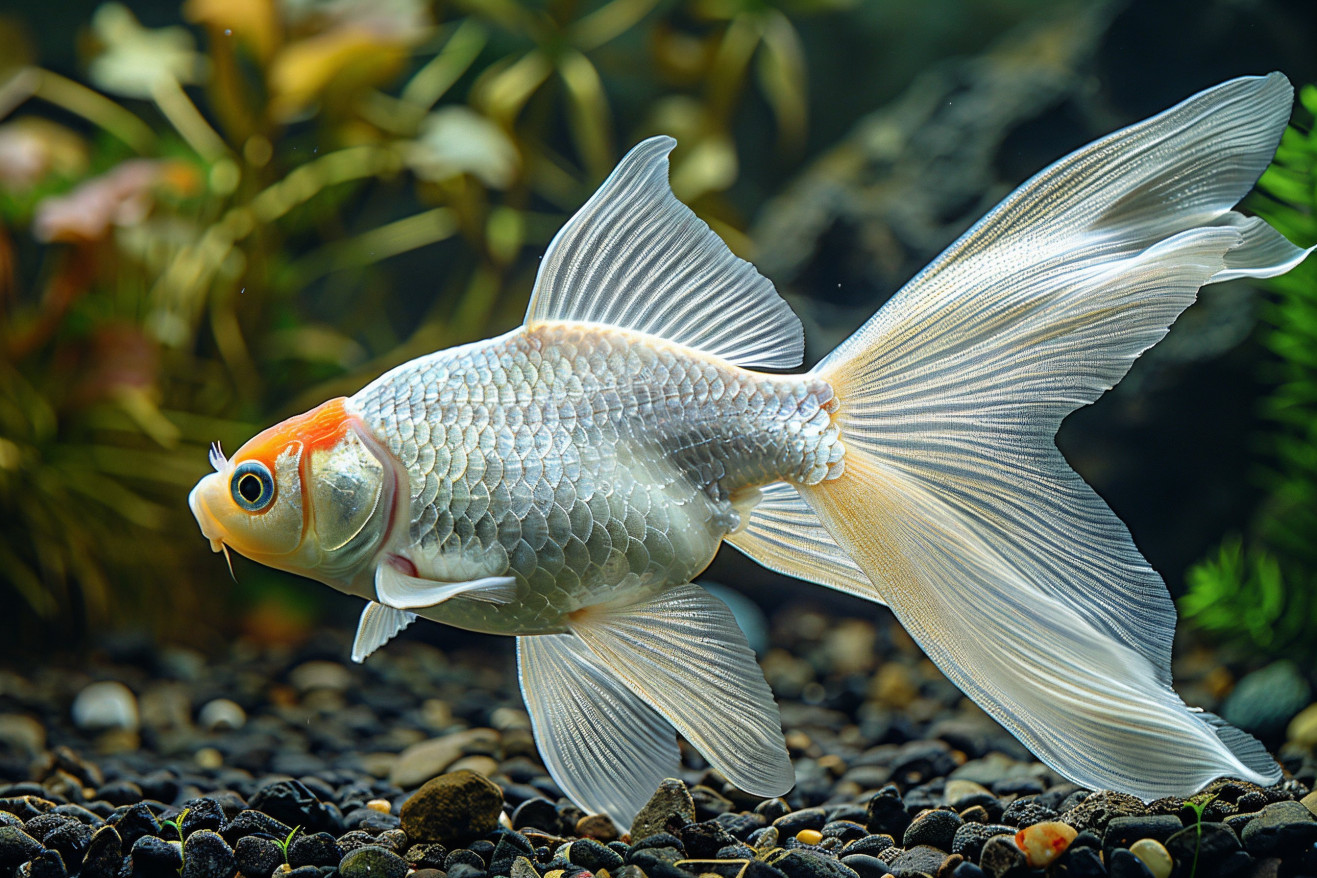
[569,584,793,798]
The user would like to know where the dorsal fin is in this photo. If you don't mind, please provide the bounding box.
[523,136,804,369]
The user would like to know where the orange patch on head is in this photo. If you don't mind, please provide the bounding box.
[238,397,352,465]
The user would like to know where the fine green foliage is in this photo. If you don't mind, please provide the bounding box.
[274,826,301,864]
[1181,793,1217,878]
[1180,83,1317,661]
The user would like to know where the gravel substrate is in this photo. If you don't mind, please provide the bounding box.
[3,601,1317,878]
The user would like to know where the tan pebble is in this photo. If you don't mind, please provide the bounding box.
[1014,821,1077,869]
[194,747,223,769]
[871,663,918,707]
[448,755,500,777]
[944,779,992,805]
[576,813,619,842]
[1129,838,1173,878]
[817,754,847,776]
[795,829,823,845]
[1301,790,1317,818]
[366,799,392,813]
[1287,703,1317,748]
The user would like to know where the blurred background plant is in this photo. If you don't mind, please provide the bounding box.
[0,0,877,652]
[1180,83,1317,664]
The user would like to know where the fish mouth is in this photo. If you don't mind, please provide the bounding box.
[188,474,226,554]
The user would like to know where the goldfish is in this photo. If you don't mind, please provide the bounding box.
[191,73,1315,826]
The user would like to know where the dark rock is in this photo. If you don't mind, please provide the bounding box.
[446,849,487,870]
[575,814,618,842]
[44,820,92,869]
[82,825,124,878]
[632,780,696,841]
[1053,845,1104,878]
[842,836,894,858]
[22,849,68,878]
[1103,814,1184,851]
[888,844,950,876]
[1061,793,1147,835]
[978,836,1026,878]
[96,782,146,808]
[771,850,860,878]
[511,799,557,833]
[681,821,738,858]
[1000,798,1057,829]
[774,808,829,836]
[340,846,409,878]
[563,838,624,872]
[181,829,236,878]
[400,771,503,846]
[249,782,337,836]
[865,787,909,838]
[1106,848,1152,878]
[718,843,757,859]
[631,833,685,855]
[288,832,339,868]
[379,829,412,854]
[404,843,450,871]
[113,803,161,847]
[743,861,789,878]
[448,864,486,878]
[903,809,963,851]
[283,867,321,878]
[234,836,282,878]
[718,813,766,840]
[951,864,986,878]
[756,800,792,822]
[891,743,959,787]
[1221,661,1311,739]
[950,824,1013,860]
[220,810,294,845]
[343,807,401,832]
[822,822,866,844]
[1216,850,1255,877]
[629,848,691,878]
[488,833,532,875]
[1240,800,1317,857]
[838,854,890,878]
[691,786,734,820]
[0,826,44,868]
[1165,821,1240,871]
[181,800,226,836]
[131,835,184,876]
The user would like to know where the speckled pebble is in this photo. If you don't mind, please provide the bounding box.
[631,779,696,842]
[400,770,504,846]
[978,835,1026,878]
[902,808,962,851]
[338,845,408,878]
[181,829,236,878]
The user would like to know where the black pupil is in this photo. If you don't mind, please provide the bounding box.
[239,473,265,503]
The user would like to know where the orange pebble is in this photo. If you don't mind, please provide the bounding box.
[1014,821,1078,869]
[795,829,824,845]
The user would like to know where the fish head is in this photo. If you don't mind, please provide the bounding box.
[189,397,400,591]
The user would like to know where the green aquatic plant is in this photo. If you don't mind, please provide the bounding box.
[1180,793,1218,878]
[273,826,301,865]
[1180,83,1317,662]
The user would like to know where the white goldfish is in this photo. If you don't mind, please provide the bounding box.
[191,74,1314,826]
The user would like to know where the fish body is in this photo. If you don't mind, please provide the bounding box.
[191,74,1315,827]
[349,322,841,635]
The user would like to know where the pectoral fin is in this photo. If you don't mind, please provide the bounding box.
[352,601,417,663]
[569,584,793,798]
[374,563,518,610]
[517,633,680,828]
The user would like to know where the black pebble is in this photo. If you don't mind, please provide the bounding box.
[487,833,532,876]
[717,843,756,859]
[565,839,624,872]
[339,845,408,878]
[627,849,689,878]
[512,799,559,833]
[1240,801,1317,857]
[1001,798,1058,828]
[445,849,487,871]
[755,800,791,822]
[1054,845,1104,878]
[0,826,44,868]
[220,810,294,845]
[951,863,987,878]
[630,834,685,855]
[45,820,93,869]
[82,825,124,878]
[864,788,909,839]
[903,809,962,850]
[717,813,765,840]
[248,782,337,836]
[1106,848,1152,878]
[772,850,860,878]
[113,803,161,848]
[24,849,68,878]
[1103,815,1183,852]
[131,835,184,877]
[181,829,236,878]
[839,853,891,878]
[681,822,737,859]
[181,800,226,836]
[950,824,1014,860]
[448,864,486,878]
[289,832,339,868]
[234,836,282,878]
[1165,821,1240,868]
[978,835,1027,878]
[842,836,893,859]
[284,866,322,878]
[774,808,828,836]
[97,782,146,807]
[822,822,866,844]
[406,843,450,871]
[342,807,400,833]
[742,860,788,878]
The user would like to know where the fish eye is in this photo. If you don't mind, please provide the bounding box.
[231,461,275,511]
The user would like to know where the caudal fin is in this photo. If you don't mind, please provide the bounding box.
[798,74,1311,798]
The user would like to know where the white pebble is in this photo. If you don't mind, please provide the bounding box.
[72,681,139,732]
[198,698,247,731]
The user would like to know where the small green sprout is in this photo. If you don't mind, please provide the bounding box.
[273,826,302,866]
[1181,793,1218,878]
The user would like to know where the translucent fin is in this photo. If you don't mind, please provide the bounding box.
[570,584,793,797]
[352,601,417,663]
[517,633,680,829]
[524,136,803,369]
[375,564,517,610]
[726,482,880,604]
[801,75,1302,798]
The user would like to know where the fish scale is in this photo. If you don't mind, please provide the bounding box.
[347,321,842,635]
